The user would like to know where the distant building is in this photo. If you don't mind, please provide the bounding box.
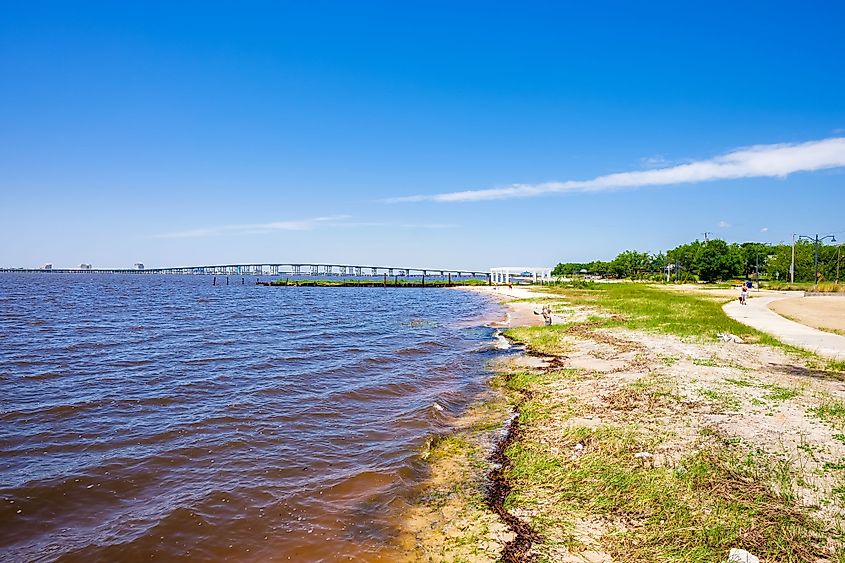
[43,263,52,270]
[490,266,552,284]
[79,263,92,270]
[133,263,145,270]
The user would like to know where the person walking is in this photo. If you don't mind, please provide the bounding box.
[740,284,748,305]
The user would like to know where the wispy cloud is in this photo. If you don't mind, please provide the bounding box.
[760,227,769,233]
[155,216,349,238]
[154,216,455,239]
[639,155,673,169]
[386,137,845,203]
[718,220,731,228]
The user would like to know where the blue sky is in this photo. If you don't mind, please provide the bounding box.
[2,1,844,270]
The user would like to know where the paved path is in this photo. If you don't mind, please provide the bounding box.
[723,293,845,361]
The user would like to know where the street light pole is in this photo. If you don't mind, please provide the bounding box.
[797,233,837,290]
[790,233,795,284]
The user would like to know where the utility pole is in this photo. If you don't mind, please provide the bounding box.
[837,244,841,285]
[790,233,795,284]
[755,249,760,290]
[702,232,712,242]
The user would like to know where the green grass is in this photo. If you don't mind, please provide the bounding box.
[812,400,845,430]
[698,388,741,411]
[764,385,802,402]
[504,324,572,355]
[505,425,834,561]
[538,283,774,343]
[725,377,756,388]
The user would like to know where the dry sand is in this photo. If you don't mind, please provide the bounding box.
[770,296,845,335]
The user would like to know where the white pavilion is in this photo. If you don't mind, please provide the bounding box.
[489,266,553,284]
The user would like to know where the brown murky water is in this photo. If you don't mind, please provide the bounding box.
[0,274,503,561]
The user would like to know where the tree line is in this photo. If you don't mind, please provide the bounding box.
[551,239,844,283]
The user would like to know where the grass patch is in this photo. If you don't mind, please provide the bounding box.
[537,283,771,343]
[764,385,801,402]
[698,388,741,411]
[725,377,756,388]
[506,426,834,561]
[504,324,572,355]
[812,400,845,430]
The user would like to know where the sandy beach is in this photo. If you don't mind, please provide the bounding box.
[401,283,845,561]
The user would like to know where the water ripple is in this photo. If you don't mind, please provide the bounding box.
[0,274,501,561]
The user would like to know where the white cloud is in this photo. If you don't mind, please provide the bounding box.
[154,216,454,238]
[387,137,845,203]
[718,220,731,228]
[155,216,349,238]
[640,155,671,169]
[760,227,769,233]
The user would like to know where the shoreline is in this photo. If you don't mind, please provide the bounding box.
[395,286,555,560]
[399,283,845,561]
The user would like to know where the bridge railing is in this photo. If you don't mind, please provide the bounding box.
[0,264,491,279]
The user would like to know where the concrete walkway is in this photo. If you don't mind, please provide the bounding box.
[723,293,845,361]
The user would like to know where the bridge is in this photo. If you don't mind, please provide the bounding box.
[0,262,490,279]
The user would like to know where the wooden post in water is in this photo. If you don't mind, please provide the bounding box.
[422,273,425,287]
[383,273,387,287]
[226,276,229,285]
[448,273,451,287]
[213,276,216,286]
[242,277,245,285]
[394,275,398,286]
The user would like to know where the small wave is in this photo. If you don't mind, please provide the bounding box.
[395,347,427,356]
[125,396,179,408]
[364,356,392,364]
[183,356,236,365]
[64,341,119,352]
[1,399,110,421]
[22,371,62,381]
[112,359,153,367]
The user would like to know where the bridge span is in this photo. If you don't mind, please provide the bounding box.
[0,263,490,279]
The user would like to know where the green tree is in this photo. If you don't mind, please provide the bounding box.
[692,240,743,282]
[609,250,652,279]
[667,240,703,281]
[739,242,770,278]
